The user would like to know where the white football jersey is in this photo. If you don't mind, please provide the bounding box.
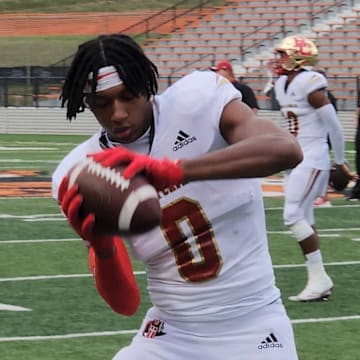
[52,70,280,323]
[274,70,331,170]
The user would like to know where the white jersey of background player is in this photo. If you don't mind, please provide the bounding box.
[272,36,353,302]
[275,70,332,170]
[53,68,299,359]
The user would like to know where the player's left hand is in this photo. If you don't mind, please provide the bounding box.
[89,147,184,191]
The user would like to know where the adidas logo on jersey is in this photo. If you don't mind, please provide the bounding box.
[257,332,283,350]
[173,130,197,151]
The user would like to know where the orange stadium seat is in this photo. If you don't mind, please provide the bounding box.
[2,0,357,109]
[141,0,359,109]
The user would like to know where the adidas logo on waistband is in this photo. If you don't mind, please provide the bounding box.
[173,130,197,152]
[257,332,283,350]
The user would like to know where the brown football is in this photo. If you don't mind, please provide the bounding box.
[67,158,161,235]
[329,163,350,191]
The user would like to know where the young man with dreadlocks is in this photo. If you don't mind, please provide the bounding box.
[52,33,302,359]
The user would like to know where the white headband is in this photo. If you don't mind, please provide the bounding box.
[84,65,123,93]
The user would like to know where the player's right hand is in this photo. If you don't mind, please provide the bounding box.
[338,162,359,182]
[58,176,115,256]
[58,176,84,238]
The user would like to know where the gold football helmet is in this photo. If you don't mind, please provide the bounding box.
[273,36,318,75]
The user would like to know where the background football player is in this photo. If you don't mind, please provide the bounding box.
[271,35,357,301]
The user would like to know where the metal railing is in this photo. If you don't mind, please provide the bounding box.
[0,0,358,109]
[167,0,353,81]
[0,75,357,111]
[51,0,221,67]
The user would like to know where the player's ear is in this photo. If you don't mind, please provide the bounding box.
[83,96,90,109]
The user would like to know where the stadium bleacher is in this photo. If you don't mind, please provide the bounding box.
[142,0,359,110]
[0,0,358,110]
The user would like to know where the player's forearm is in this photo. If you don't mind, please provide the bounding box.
[88,240,140,316]
[317,104,345,164]
[329,129,345,165]
[180,133,302,182]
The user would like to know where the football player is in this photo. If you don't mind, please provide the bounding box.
[210,60,260,113]
[271,36,357,301]
[53,34,302,359]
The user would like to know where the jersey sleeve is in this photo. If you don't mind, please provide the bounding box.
[88,239,140,316]
[213,72,243,110]
[160,71,241,131]
[303,71,328,96]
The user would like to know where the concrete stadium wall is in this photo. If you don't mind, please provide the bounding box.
[0,107,100,135]
[0,107,357,141]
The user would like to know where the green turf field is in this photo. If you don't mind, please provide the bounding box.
[0,0,221,66]
[0,134,359,360]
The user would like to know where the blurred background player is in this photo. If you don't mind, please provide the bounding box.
[346,90,360,201]
[53,34,302,359]
[210,60,260,113]
[271,35,357,302]
[263,63,281,111]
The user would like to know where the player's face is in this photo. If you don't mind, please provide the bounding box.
[272,51,290,75]
[85,84,153,143]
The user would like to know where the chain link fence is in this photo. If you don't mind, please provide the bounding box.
[0,69,358,111]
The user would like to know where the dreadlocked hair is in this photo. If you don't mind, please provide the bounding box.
[60,33,159,120]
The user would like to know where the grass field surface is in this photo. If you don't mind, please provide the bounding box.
[0,0,186,13]
[0,0,201,66]
[0,134,359,359]
[0,36,93,67]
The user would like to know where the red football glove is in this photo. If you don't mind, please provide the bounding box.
[58,176,114,255]
[89,147,184,191]
[58,176,140,316]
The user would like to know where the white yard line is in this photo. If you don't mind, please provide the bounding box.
[0,315,359,342]
[0,330,138,342]
[274,261,360,268]
[0,214,62,219]
[0,238,78,244]
[266,204,360,210]
[7,141,81,146]
[1,202,359,221]
[0,274,92,282]
[24,218,66,222]
[267,227,360,234]
[1,223,360,244]
[0,159,58,163]
[0,147,58,151]
[0,303,31,312]
[291,315,360,324]
[0,196,53,199]
[1,260,359,283]
[0,166,50,170]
